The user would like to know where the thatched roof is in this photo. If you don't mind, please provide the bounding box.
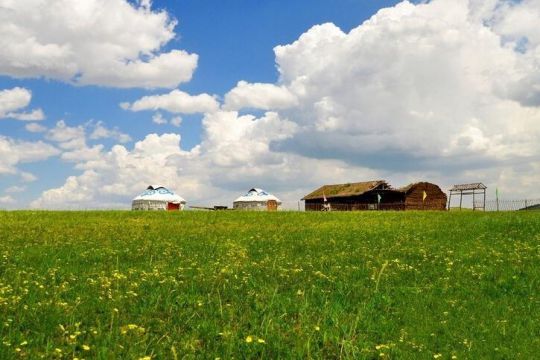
[398,182,444,194]
[449,183,486,191]
[398,183,417,193]
[302,180,389,200]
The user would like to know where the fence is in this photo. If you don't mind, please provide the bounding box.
[478,199,540,212]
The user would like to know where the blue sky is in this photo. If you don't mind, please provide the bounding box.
[0,0,539,208]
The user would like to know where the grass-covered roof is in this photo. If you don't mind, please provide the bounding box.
[302,180,389,200]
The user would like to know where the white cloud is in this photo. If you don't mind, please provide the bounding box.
[152,113,168,125]
[25,122,47,133]
[5,185,26,194]
[0,195,15,205]
[89,121,132,143]
[122,89,219,114]
[0,136,60,175]
[0,87,44,120]
[200,111,297,167]
[170,116,182,127]
[0,87,30,115]
[223,81,298,110]
[0,0,198,88]
[20,172,38,183]
[45,120,86,150]
[151,113,183,126]
[8,109,45,121]
[44,120,132,164]
[30,0,540,208]
[258,0,540,191]
[31,133,199,209]
[31,111,355,209]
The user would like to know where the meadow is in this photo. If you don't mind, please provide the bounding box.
[0,211,538,359]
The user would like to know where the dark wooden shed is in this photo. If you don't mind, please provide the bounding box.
[398,182,447,211]
[302,180,404,211]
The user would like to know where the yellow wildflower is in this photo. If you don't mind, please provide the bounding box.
[245,335,253,343]
[82,344,90,351]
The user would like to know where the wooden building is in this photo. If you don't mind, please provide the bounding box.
[398,182,447,210]
[303,180,447,211]
[302,180,404,211]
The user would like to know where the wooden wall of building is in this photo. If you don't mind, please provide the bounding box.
[304,190,404,211]
[403,182,447,210]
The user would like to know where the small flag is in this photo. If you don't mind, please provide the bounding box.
[422,191,427,202]
[377,193,382,204]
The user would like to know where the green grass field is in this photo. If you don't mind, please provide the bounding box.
[0,211,539,359]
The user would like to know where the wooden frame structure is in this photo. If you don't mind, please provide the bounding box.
[448,183,487,211]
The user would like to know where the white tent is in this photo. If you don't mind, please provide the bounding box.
[132,185,186,211]
[233,188,281,211]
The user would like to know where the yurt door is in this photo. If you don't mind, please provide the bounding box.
[167,202,180,211]
[267,200,278,211]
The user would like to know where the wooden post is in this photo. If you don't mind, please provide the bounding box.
[525,199,528,210]
[448,192,452,211]
[473,190,476,211]
[483,189,486,211]
[459,190,463,211]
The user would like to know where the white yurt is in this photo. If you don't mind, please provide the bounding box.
[233,188,282,211]
[132,185,186,211]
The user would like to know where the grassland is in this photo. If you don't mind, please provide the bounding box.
[0,211,539,359]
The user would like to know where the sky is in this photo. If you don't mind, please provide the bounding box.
[0,0,539,209]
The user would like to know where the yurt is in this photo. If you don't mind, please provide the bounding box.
[132,185,186,211]
[233,188,282,211]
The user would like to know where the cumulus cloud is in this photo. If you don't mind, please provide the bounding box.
[200,111,297,167]
[0,87,44,120]
[121,89,219,114]
[0,0,197,88]
[0,136,60,175]
[0,195,15,205]
[151,113,182,127]
[44,120,132,163]
[170,116,182,127]
[45,121,87,150]
[89,121,132,143]
[152,113,168,125]
[0,87,30,116]
[30,0,540,208]
[5,185,26,194]
[31,133,199,209]
[20,172,38,183]
[223,81,298,110]
[31,110,362,209]
[8,109,45,121]
[260,0,540,190]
